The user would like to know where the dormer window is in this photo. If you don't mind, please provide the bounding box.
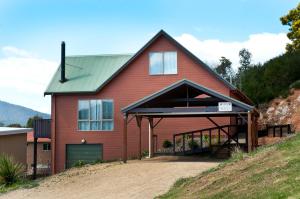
[149,51,177,75]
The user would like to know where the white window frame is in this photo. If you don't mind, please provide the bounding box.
[78,99,114,131]
[149,51,177,75]
[42,143,51,151]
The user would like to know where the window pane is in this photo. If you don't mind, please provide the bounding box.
[102,101,113,119]
[91,121,101,130]
[164,52,177,74]
[90,100,101,120]
[149,52,163,74]
[78,121,89,130]
[78,100,89,120]
[102,121,113,130]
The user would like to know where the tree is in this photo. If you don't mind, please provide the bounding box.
[7,123,22,128]
[280,3,300,53]
[215,56,234,83]
[237,48,252,90]
[26,115,42,128]
[239,48,252,70]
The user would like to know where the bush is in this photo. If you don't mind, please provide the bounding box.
[0,155,24,186]
[142,150,149,157]
[73,160,87,167]
[162,140,173,148]
[188,140,199,150]
[289,80,300,89]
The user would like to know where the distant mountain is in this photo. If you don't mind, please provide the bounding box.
[0,100,50,126]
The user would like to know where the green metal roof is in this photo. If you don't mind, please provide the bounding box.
[45,54,133,94]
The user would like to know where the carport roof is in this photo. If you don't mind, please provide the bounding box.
[122,79,254,117]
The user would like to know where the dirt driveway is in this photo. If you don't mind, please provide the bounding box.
[1,156,219,199]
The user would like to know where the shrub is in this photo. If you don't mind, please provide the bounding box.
[289,80,300,89]
[142,150,149,157]
[73,160,87,167]
[0,155,24,186]
[162,140,173,148]
[188,140,199,150]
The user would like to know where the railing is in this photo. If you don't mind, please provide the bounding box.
[173,124,247,155]
[258,124,293,138]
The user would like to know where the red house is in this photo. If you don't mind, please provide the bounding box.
[45,30,258,174]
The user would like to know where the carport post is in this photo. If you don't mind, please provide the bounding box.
[148,118,154,158]
[123,114,128,163]
[136,116,142,160]
[247,111,252,152]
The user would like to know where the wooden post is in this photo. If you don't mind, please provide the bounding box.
[200,131,203,149]
[33,137,38,179]
[123,115,128,163]
[247,111,252,152]
[209,130,212,147]
[218,129,220,145]
[191,133,194,152]
[183,134,185,155]
[173,135,176,154]
[148,118,154,158]
[136,116,142,160]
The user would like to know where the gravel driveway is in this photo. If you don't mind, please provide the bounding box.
[0,156,219,199]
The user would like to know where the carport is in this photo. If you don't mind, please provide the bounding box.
[121,79,258,162]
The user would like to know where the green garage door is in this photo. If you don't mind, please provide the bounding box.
[66,144,103,169]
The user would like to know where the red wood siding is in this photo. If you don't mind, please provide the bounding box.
[52,35,231,173]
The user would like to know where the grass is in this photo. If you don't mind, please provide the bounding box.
[0,179,38,194]
[158,133,300,199]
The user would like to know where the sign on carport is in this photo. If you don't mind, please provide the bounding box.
[218,102,232,112]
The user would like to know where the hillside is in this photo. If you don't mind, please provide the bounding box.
[158,133,300,199]
[0,100,50,126]
[259,89,300,132]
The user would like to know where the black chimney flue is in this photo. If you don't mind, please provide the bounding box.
[60,41,66,83]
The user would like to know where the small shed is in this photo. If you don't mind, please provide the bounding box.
[0,127,32,166]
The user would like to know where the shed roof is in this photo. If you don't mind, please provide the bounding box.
[45,54,133,94]
[0,127,32,136]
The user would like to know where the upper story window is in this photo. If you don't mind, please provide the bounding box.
[149,51,177,75]
[78,99,114,131]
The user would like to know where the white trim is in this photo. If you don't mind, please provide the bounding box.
[0,127,32,136]
[77,99,114,131]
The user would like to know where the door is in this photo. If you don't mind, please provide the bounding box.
[66,144,103,169]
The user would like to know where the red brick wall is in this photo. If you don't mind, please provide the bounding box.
[27,143,51,173]
[53,35,231,172]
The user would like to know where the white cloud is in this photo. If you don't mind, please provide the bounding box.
[175,32,289,71]
[2,46,36,58]
[0,47,58,113]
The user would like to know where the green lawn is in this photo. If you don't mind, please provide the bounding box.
[158,133,300,199]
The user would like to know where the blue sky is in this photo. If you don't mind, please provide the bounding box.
[0,0,298,114]
[0,0,297,59]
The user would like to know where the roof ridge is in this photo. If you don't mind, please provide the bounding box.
[66,53,134,58]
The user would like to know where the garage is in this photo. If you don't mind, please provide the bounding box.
[66,144,103,168]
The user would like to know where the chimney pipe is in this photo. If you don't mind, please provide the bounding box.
[60,41,66,83]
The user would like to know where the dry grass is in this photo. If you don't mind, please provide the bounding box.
[158,134,300,199]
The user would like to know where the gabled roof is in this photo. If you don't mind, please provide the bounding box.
[122,79,253,114]
[45,30,236,95]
